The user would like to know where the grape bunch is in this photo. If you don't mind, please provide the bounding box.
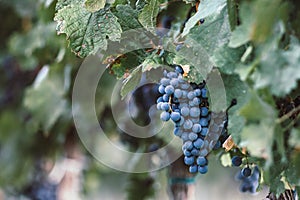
[156,65,228,174]
[235,166,260,193]
[24,179,58,200]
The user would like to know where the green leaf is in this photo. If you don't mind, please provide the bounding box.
[212,45,245,74]
[182,6,231,82]
[84,0,106,12]
[120,66,142,99]
[113,5,142,31]
[239,90,276,123]
[8,23,59,70]
[138,0,159,32]
[54,3,122,57]
[226,0,238,31]
[240,121,274,159]
[229,0,287,47]
[228,2,253,48]
[253,35,300,97]
[23,66,69,132]
[186,6,231,58]
[182,0,227,36]
[285,153,300,186]
[55,0,81,11]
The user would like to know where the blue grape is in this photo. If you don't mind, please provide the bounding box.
[156,96,163,103]
[156,102,162,110]
[184,156,194,165]
[180,107,189,117]
[201,88,207,98]
[201,107,209,116]
[170,79,179,87]
[199,149,208,157]
[181,132,189,141]
[175,65,184,74]
[158,85,165,94]
[191,148,200,156]
[194,89,201,96]
[165,85,174,95]
[190,107,200,118]
[167,72,178,78]
[189,165,198,173]
[199,118,209,127]
[174,89,182,98]
[181,83,190,90]
[193,138,204,149]
[160,102,170,111]
[183,149,192,156]
[192,124,201,133]
[198,165,208,174]
[171,111,181,122]
[242,167,252,177]
[200,127,208,136]
[183,119,193,129]
[182,141,193,150]
[160,78,170,86]
[188,132,198,141]
[192,97,201,105]
[160,111,170,121]
[231,156,242,167]
[173,127,182,137]
[181,90,188,98]
[196,156,207,166]
[187,91,195,100]
[162,94,169,102]
[236,166,260,193]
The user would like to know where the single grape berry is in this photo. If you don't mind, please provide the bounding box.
[231,156,243,167]
[171,111,181,122]
[242,167,252,177]
[160,111,170,121]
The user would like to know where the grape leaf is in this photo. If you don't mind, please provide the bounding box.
[186,6,231,59]
[120,66,142,99]
[55,0,81,11]
[54,3,122,57]
[23,66,69,132]
[84,0,106,12]
[183,6,231,83]
[221,74,249,143]
[138,0,159,32]
[240,121,274,159]
[8,23,59,70]
[113,5,142,31]
[182,0,226,36]
[226,0,238,31]
[229,0,287,47]
[253,36,300,97]
[212,45,245,74]
[239,90,276,123]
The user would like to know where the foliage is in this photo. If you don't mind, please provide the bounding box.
[1,0,300,199]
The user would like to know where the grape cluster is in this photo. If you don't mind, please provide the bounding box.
[156,66,227,174]
[235,166,260,193]
[24,179,58,200]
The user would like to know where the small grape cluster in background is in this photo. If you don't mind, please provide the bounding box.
[156,65,230,174]
[231,155,260,194]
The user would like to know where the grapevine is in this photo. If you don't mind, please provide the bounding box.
[1,0,300,199]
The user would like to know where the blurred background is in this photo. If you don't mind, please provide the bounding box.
[0,0,270,199]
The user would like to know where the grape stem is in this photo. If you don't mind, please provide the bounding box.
[276,104,300,124]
